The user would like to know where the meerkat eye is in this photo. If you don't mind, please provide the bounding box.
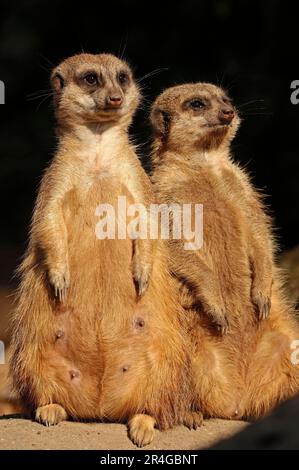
[189,99,205,109]
[118,71,129,86]
[83,73,98,86]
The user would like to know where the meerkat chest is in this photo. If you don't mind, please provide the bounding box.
[194,155,240,204]
[198,152,225,179]
[78,129,128,185]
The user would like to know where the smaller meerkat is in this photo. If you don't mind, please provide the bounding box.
[150,84,299,421]
[150,83,274,332]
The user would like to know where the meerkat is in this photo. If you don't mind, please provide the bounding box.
[150,83,299,419]
[9,55,197,447]
[150,83,273,333]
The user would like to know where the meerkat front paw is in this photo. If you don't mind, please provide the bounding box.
[183,411,203,430]
[214,313,230,335]
[48,265,70,302]
[251,287,271,320]
[132,260,152,297]
[128,414,156,448]
[35,404,68,426]
[204,304,230,334]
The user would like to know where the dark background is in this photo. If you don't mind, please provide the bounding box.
[0,0,298,286]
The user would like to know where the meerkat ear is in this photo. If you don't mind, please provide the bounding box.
[51,72,65,92]
[150,108,171,138]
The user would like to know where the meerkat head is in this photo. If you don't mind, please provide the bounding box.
[51,53,140,129]
[150,83,240,153]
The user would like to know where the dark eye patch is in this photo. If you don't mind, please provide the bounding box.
[118,70,130,86]
[80,71,100,86]
[183,98,207,110]
[190,99,205,109]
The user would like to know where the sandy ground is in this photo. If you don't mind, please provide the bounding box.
[0,417,247,450]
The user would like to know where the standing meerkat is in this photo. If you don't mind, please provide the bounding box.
[10,55,196,447]
[150,83,299,419]
[150,83,274,333]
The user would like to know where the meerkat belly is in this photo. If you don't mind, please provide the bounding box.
[169,179,252,306]
[63,177,136,315]
[197,187,251,303]
[50,177,142,418]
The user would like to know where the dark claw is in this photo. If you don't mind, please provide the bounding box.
[134,271,150,298]
[137,278,149,297]
[183,411,203,430]
[218,322,229,335]
[253,294,271,321]
[214,313,230,335]
[53,282,68,303]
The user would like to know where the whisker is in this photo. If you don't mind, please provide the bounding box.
[139,94,152,105]
[216,72,226,89]
[239,107,267,112]
[118,33,128,60]
[27,93,53,101]
[242,112,273,116]
[35,94,52,112]
[39,64,52,74]
[27,88,53,97]
[224,76,240,93]
[27,92,54,102]
[137,68,168,83]
[38,53,55,68]
[238,99,265,108]
[239,107,269,115]
[137,104,151,113]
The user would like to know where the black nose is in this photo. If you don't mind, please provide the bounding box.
[107,95,123,107]
[219,107,235,124]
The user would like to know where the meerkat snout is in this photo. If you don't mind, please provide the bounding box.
[50,53,140,127]
[106,93,123,108]
[219,105,235,124]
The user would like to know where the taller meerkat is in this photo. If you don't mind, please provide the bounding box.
[10,55,194,447]
[150,83,299,418]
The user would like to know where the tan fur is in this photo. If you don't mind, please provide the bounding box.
[0,290,23,416]
[128,414,156,447]
[150,83,299,419]
[9,55,192,446]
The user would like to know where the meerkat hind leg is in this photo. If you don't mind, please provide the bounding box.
[35,404,68,427]
[128,414,156,447]
[183,410,203,430]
